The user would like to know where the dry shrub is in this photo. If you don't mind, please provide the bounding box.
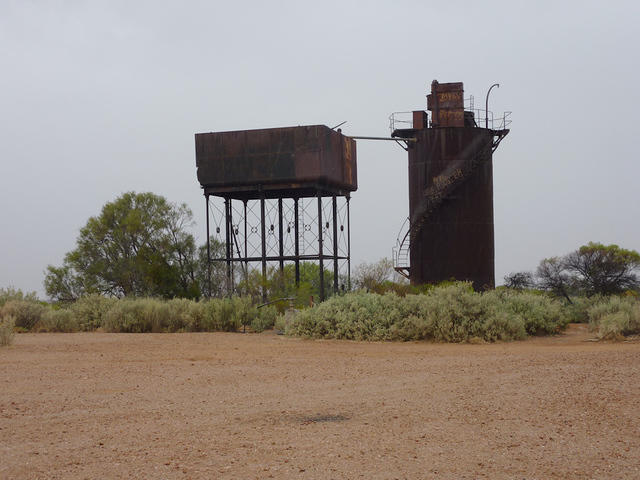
[0,315,16,346]
[101,297,263,333]
[37,309,79,332]
[70,294,117,331]
[588,296,640,340]
[0,300,46,331]
[198,298,240,332]
[287,282,568,342]
[251,305,277,332]
[102,298,171,333]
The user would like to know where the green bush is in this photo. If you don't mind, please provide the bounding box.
[99,297,266,333]
[0,315,15,346]
[486,290,569,335]
[0,300,46,330]
[561,295,604,323]
[233,297,258,329]
[103,298,171,333]
[37,309,79,332]
[287,282,568,342]
[251,305,278,332]
[588,296,640,339]
[70,294,117,331]
[199,298,241,332]
[166,298,195,332]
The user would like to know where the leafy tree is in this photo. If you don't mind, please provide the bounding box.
[503,271,535,290]
[44,192,201,301]
[536,257,574,303]
[43,265,85,303]
[564,242,640,296]
[536,242,640,299]
[352,257,394,291]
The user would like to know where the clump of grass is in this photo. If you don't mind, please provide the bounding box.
[588,296,640,340]
[0,315,16,346]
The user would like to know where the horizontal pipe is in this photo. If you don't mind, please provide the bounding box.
[349,136,417,142]
[210,255,349,263]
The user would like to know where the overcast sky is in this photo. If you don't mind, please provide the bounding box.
[1,0,639,297]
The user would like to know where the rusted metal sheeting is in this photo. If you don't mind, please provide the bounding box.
[427,81,465,127]
[408,127,495,290]
[195,125,357,198]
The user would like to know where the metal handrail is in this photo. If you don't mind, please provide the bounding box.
[392,216,411,270]
[389,109,511,133]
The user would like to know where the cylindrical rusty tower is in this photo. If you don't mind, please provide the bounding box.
[393,81,509,290]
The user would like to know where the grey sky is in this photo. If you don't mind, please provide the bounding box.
[1,1,639,297]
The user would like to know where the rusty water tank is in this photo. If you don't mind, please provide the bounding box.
[408,127,496,290]
[195,125,357,199]
[395,80,509,290]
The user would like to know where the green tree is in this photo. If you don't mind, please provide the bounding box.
[564,242,640,296]
[352,257,394,291]
[536,242,640,299]
[503,271,535,290]
[536,257,574,303]
[44,192,201,301]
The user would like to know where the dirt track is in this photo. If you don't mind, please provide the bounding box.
[1,324,639,479]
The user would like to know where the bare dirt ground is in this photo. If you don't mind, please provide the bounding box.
[1,324,639,480]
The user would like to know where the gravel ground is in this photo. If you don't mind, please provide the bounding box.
[1,324,639,479]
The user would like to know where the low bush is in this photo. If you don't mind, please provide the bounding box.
[199,298,240,332]
[100,297,266,333]
[0,315,16,346]
[561,295,605,323]
[0,300,46,330]
[37,309,79,332]
[486,290,569,335]
[70,294,117,331]
[588,296,640,339]
[251,305,277,333]
[287,282,569,342]
[166,298,195,332]
[103,298,172,333]
[233,297,258,329]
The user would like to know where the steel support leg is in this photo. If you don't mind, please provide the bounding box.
[278,198,284,274]
[243,200,248,290]
[224,198,231,296]
[260,196,267,302]
[294,197,300,287]
[206,194,211,298]
[347,196,351,291]
[332,195,338,294]
[318,192,324,302]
